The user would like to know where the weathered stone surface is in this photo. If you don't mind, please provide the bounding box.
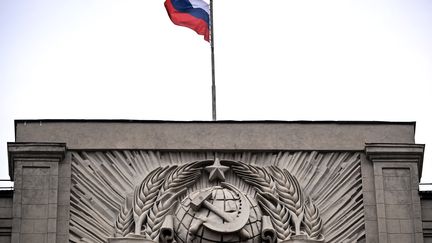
[21,190,48,205]
[3,121,430,243]
[15,121,415,150]
[386,219,401,233]
[20,219,47,234]
[7,143,65,243]
[21,205,48,219]
[108,237,155,243]
[70,151,363,243]
[0,195,13,243]
[366,143,425,243]
[22,175,49,190]
[384,190,412,205]
[20,233,46,243]
[388,233,415,243]
[400,219,414,233]
[383,174,411,191]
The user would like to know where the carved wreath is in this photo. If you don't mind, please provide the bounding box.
[112,160,324,242]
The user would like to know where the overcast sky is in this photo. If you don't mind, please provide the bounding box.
[0,0,431,187]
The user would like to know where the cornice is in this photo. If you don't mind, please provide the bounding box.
[8,142,67,180]
[365,143,425,178]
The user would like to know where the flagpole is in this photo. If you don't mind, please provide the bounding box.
[210,0,216,121]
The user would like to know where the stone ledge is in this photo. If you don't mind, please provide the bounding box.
[365,143,425,178]
[365,143,425,156]
[14,120,415,151]
[108,236,155,243]
[8,142,67,180]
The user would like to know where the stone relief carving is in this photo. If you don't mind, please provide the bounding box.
[70,151,364,243]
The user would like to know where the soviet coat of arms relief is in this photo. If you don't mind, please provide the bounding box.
[70,151,365,243]
[110,158,324,243]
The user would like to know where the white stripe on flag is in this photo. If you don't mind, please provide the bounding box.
[189,0,210,15]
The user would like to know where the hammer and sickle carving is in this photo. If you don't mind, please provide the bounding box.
[190,182,250,236]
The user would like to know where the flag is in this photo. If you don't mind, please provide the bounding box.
[164,0,210,41]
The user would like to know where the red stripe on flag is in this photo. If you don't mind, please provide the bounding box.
[165,0,209,41]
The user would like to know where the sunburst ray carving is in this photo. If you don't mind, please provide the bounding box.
[70,151,364,242]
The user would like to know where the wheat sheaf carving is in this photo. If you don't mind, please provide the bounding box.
[268,166,305,236]
[145,162,202,240]
[231,162,324,241]
[113,162,204,237]
[257,192,291,241]
[158,162,203,196]
[71,151,363,243]
[132,166,174,235]
[144,190,183,240]
[304,197,323,240]
[114,195,134,237]
[231,161,276,195]
[114,162,203,238]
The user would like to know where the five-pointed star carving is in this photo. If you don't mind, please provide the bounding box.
[205,157,229,182]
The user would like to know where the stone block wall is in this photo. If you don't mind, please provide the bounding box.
[55,153,71,243]
[421,193,432,242]
[361,153,379,242]
[3,121,427,243]
[5,143,426,243]
[0,191,13,243]
[8,143,66,243]
[366,143,425,243]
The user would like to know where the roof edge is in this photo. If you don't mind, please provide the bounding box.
[14,119,416,125]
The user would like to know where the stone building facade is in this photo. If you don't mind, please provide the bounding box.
[0,120,431,243]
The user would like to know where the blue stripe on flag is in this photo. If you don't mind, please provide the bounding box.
[171,0,209,24]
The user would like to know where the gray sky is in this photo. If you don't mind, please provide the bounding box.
[1,0,431,187]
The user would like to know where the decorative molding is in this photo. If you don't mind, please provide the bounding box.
[7,142,66,180]
[15,120,415,151]
[365,143,425,177]
[70,151,364,243]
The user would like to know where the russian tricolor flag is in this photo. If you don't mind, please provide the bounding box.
[164,0,210,41]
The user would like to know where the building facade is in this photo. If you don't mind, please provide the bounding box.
[0,120,431,243]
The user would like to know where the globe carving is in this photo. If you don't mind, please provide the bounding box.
[174,186,262,243]
[109,160,327,243]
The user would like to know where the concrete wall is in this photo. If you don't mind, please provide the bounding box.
[0,191,13,243]
[5,120,426,243]
[8,143,68,243]
[364,144,425,243]
[421,195,432,242]
[14,121,415,150]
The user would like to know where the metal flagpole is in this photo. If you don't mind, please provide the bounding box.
[210,0,216,121]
